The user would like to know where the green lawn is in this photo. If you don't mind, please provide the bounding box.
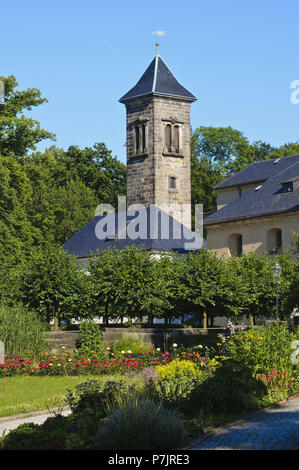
[0,375,116,417]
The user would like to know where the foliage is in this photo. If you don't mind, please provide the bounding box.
[172,250,227,324]
[156,358,203,380]
[76,320,105,360]
[0,155,38,264]
[88,246,171,322]
[223,321,294,375]
[189,359,267,415]
[111,337,152,358]
[223,253,276,320]
[17,244,92,324]
[65,378,136,448]
[0,416,70,450]
[24,143,125,244]
[0,303,47,359]
[0,75,55,158]
[0,76,126,260]
[256,369,297,404]
[93,397,188,450]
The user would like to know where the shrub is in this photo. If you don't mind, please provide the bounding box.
[76,320,106,360]
[92,397,188,450]
[144,360,205,412]
[112,337,152,358]
[0,303,48,360]
[65,378,137,448]
[0,415,69,450]
[223,321,294,375]
[156,359,203,380]
[189,359,267,415]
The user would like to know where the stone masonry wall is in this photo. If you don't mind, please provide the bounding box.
[125,95,192,228]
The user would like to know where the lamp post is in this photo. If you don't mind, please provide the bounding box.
[272,262,282,320]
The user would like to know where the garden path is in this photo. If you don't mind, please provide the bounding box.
[189,393,299,450]
[0,407,71,438]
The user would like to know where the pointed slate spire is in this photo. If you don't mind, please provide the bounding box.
[119,46,197,103]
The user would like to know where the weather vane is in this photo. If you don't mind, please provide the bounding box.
[152,30,167,56]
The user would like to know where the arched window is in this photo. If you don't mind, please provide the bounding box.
[267,228,282,254]
[135,126,140,154]
[133,122,148,155]
[163,122,181,155]
[173,125,179,153]
[165,124,172,153]
[228,233,242,257]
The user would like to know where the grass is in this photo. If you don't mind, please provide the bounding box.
[0,375,130,418]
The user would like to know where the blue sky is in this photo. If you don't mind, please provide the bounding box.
[1,0,299,163]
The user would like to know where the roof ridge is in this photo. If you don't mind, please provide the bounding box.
[152,55,159,93]
[259,158,299,186]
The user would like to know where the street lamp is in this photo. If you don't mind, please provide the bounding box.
[272,262,282,320]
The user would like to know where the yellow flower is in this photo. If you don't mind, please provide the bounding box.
[216,343,222,346]
[258,337,264,340]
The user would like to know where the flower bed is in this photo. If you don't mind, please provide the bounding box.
[0,349,207,377]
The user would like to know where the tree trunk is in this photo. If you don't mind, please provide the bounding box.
[203,312,208,329]
[53,316,59,331]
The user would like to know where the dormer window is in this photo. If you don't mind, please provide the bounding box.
[281,181,294,193]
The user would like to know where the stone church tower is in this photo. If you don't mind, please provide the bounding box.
[119,44,196,229]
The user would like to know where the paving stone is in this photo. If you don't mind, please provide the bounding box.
[189,394,299,450]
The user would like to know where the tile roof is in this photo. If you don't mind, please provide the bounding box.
[63,207,205,258]
[204,155,299,225]
[119,55,196,103]
[214,154,299,189]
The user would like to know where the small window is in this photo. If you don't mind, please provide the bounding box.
[281,182,293,193]
[169,176,176,189]
[135,126,140,154]
[228,233,242,257]
[267,228,282,254]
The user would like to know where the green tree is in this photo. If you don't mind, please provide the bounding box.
[0,154,39,263]
[17,244,91,327]
[0,75,55,158]
[172,250,226,326]
[88,247,169,324]
[47,143,126,208]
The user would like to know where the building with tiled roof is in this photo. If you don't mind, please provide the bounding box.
[204,154,299,257]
